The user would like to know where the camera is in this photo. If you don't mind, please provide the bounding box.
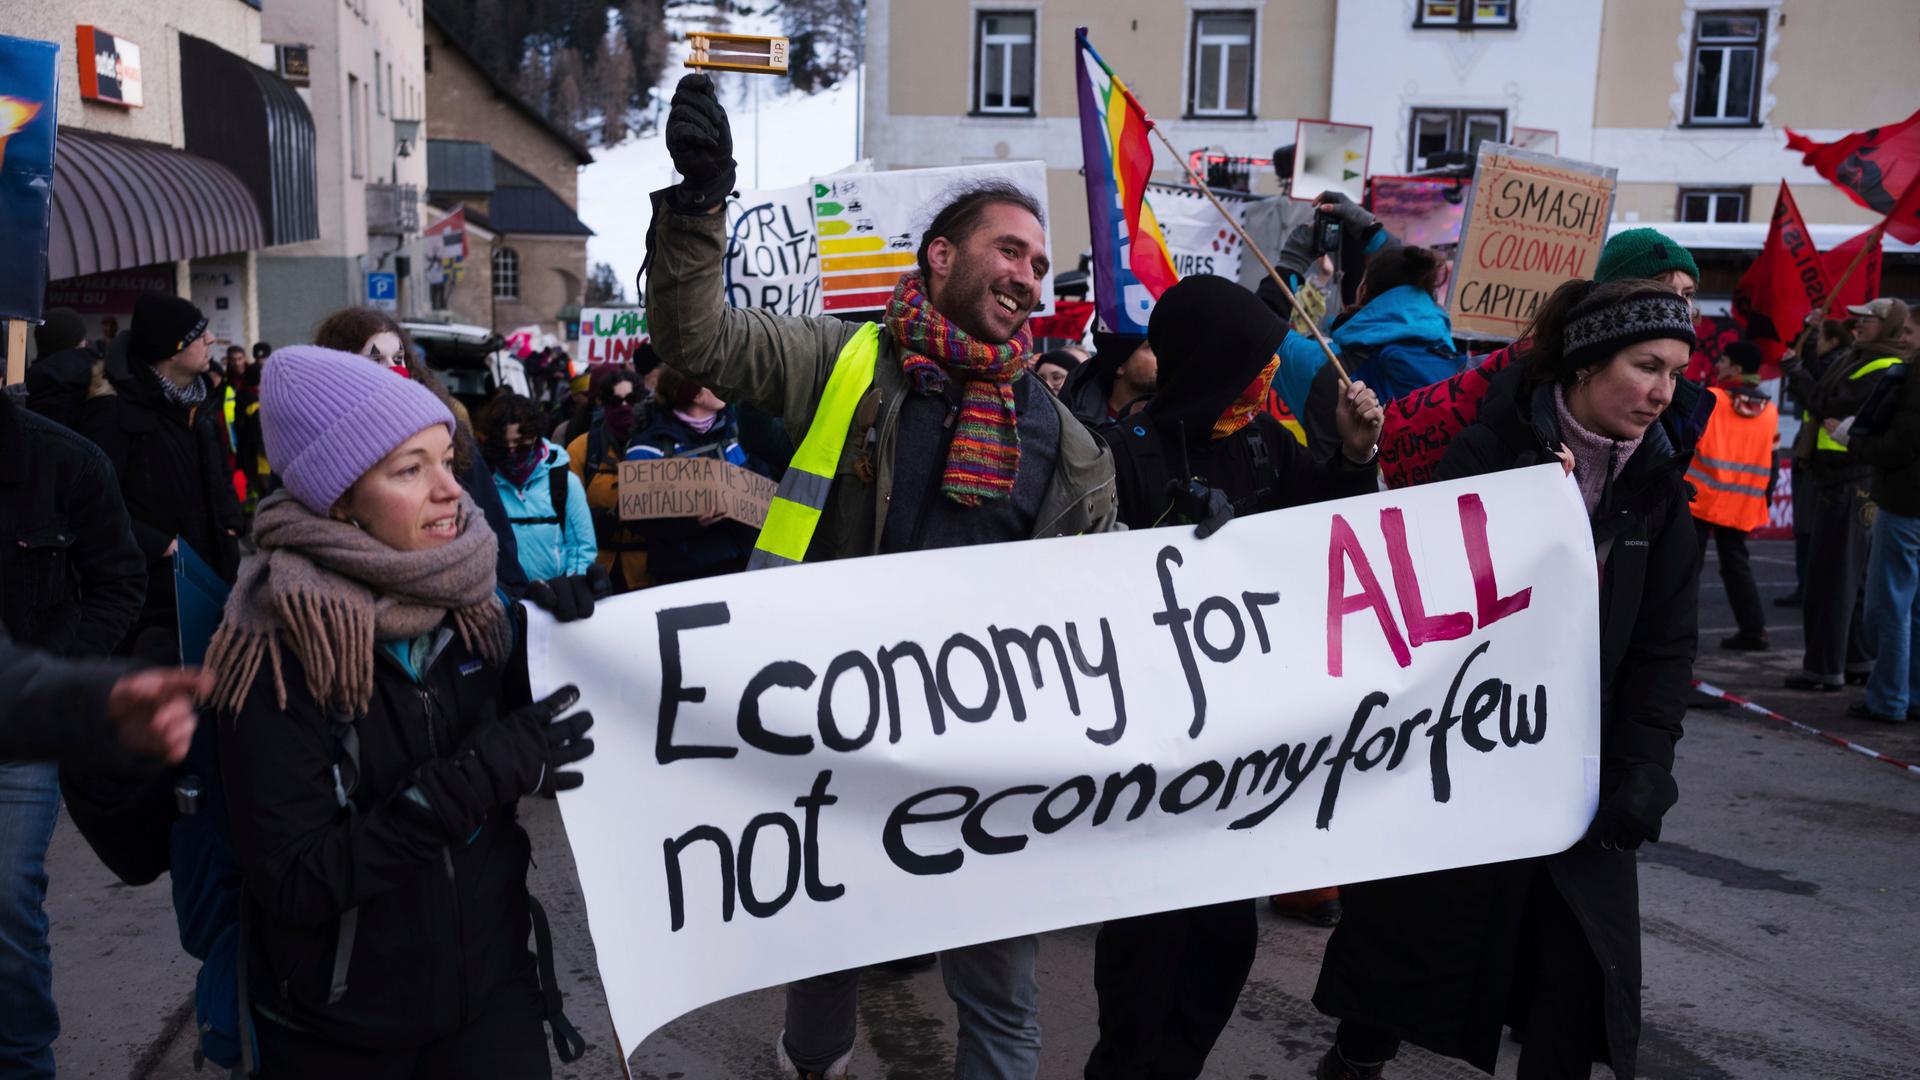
[1314,215,1343,256]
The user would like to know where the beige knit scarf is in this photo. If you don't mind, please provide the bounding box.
[206,490,512,716]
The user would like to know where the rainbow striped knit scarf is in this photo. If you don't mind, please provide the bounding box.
[884,273,1031,506]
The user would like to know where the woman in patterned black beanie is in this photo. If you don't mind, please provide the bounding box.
[1311,278,1700,1080]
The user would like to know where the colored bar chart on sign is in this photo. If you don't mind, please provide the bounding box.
[807,161,1054,317]
[812,177,917,313]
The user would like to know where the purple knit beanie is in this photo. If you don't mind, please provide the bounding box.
[260,345,456,514]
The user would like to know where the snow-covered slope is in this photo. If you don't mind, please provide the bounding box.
[580,7,860,294]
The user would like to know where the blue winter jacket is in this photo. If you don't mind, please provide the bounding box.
[491,440,597,582]
[1274,284,1466,415]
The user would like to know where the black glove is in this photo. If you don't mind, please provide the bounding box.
[1167,479,1235,539]
[1314,190,1378,236]
[664,74,737,214]
[1255,275,1295,327]
[1276,223,1317,284]
[410,687,596,840]
[526,565,613,623]
[1584,766,1677,852]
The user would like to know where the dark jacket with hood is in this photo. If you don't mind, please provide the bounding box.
[1314,365,1701,1079]
[79,362,244,631]
[220,625,539,1050]
[24,345,100,430]
[0,394,147,659]
[1104,276,1376,528]
[1063,331,1146,431]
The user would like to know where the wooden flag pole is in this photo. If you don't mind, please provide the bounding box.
[1787,221,1885,362]
[1146,123,1351,387]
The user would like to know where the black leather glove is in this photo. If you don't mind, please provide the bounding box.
[1585,765,1677,852]
[410,687,596,840]
[526,565,612,623]
[664,74,737,214]
[1314,190,1378,236]
[1167,479,1235,540]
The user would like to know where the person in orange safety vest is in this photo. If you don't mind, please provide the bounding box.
[1690,341,1779,651]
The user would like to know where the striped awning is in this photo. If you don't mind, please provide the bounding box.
[48,127,263,281]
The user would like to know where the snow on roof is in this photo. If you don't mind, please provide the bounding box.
[1611,220,1919,254]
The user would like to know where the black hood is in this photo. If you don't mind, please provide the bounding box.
[1145,275,1286,447]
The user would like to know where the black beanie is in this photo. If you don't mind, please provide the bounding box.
[1033,348,1082,375]
[34,308,87,356]
[1722,340,1762,375]
[1146,275,1287,444]
[130,291,209,366]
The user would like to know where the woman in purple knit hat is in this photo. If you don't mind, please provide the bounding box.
[203,345,598,1077]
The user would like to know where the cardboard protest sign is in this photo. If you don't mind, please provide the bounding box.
[1148,183,1245,281]
[1292,120,1371,204]
[528,464,1602,1057]
[617,457,776,528]
[812,161,1052,316]
[724,184,821,317]
[579,307,648,366]
[1448,144,1616,339]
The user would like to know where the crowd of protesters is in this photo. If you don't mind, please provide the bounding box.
[0,63,1914,1080]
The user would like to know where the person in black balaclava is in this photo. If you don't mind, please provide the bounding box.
[1085,274,1384,1080]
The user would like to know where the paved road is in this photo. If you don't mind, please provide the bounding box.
[45,541,1920,1079]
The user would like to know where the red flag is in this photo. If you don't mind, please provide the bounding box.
[1785,108,1920,237]
[1888,175,1920,246]
[1819,225,1883,311]
[1732,183,1828,365]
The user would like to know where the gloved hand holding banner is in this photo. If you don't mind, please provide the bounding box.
[526,463,1602,1060]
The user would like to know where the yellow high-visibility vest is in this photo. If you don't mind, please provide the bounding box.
[1814,355,1902,452]
[748,323,882,568]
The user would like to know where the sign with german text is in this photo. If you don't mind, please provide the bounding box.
[578,306,648,366]
[616,457,775,528]
[528,464,1603,1057]
[724,184,821,318]
[1448,144,1616,339]
[76,26,141,107]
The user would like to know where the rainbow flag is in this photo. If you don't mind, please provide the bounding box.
[1076,28,1178,336]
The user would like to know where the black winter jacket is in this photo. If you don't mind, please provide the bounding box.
[23,345,98,430]
[1315,367,1701,1079]
[1784,343,1905,486]
[1848,366,1920,517]
[79,363,243,630]
[220,626,538,1050]
[0,395,146,658]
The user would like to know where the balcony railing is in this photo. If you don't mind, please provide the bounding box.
[366,181,420,236]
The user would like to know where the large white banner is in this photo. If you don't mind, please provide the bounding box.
[1152,184,1246,282]
[528,464,1601,1058]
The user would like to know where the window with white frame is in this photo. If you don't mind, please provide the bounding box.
[1678,187,1750,223]
[1188,11,1255,117]
[1686,11,1765,126]
[492,247,519,300]
[1408,108,1506,171]
[1414,1,1517,29]
[973,11,1035,115]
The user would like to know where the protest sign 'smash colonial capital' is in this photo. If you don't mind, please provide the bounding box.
[1448,144,1618,337]
[528,465,1602,1057]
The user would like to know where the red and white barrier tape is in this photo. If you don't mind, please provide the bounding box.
[1692,680,1920,777]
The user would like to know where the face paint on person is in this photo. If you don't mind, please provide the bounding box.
[332,425,462,552]
[1566,338,1694,441]
[362,330,411,379]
